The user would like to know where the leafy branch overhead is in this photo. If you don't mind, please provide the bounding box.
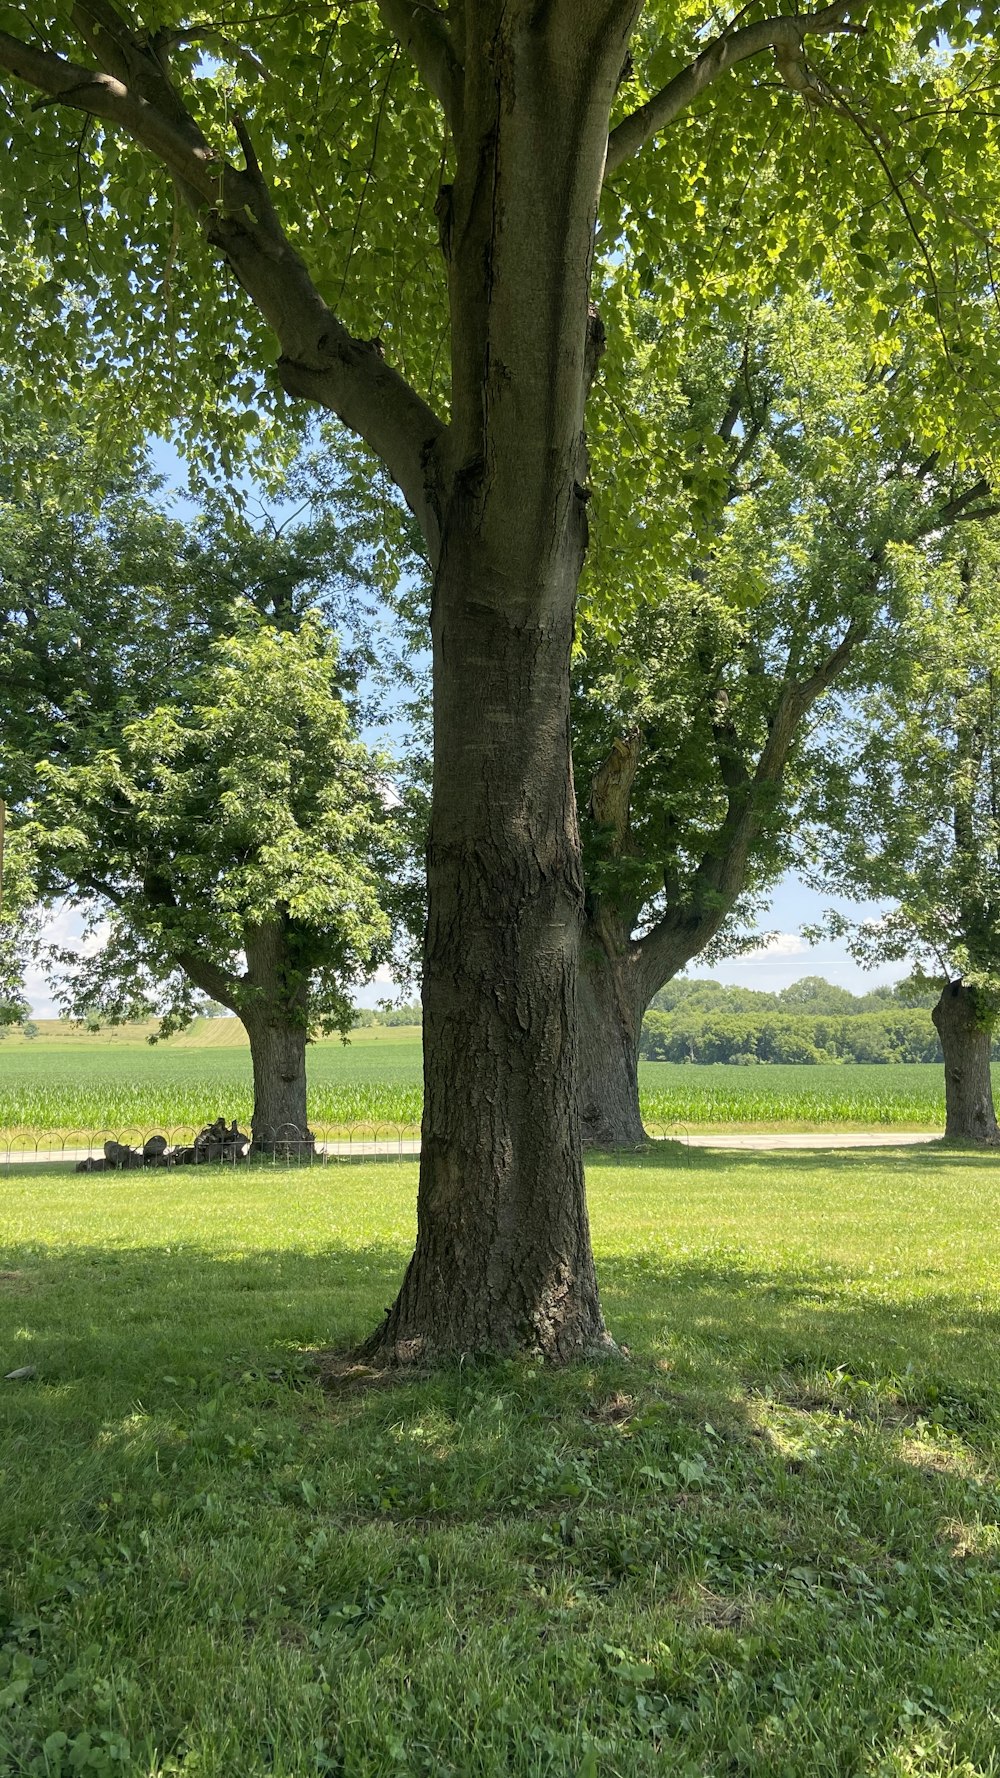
[0,1,995,513]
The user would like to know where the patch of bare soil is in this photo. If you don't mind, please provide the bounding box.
[584,1391,636,1426]
[312,1348,431,1394]
[938,1517,998,1559]
[766,1380,916,1430]
[897,1439,978,1478]
[679,1581,755,1631]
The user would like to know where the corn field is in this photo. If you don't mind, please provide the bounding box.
[0,1042,959,1140]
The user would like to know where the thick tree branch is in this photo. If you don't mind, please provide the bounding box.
[632,599,871,1001]
[376,0,463,133]
[939,477,1000,526]
[175,947,244,1010]
[605,2,865,177]
[782,610,867,717]
[589,732,641,857]
[0,28,210,178]
[0,21,447,549]
[140,867,244,1005]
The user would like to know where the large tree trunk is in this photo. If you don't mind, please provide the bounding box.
[932,981,999,1143]
[364,5,633,1363]
[579,930,647,1149]
[367,557,611,1361]
[244,1016,311,1151]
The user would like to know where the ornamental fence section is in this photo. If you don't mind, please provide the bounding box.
[0,1122,693,1172]
[0,1124,422,1172]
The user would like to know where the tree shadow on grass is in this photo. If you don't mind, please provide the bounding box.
[5,1216,1000,1775]
[2,1219,999,1433]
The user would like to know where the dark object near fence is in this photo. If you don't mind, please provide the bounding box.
[76,1117,250,1173]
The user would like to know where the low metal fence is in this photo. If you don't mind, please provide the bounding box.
[0,1121,693,1172]
[0,1124,422,1172]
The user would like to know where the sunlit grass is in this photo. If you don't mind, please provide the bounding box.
[2,1146,1000,1774]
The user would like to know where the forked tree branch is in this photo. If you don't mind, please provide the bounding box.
[0,17,447,548]
[605,0,866,176]
[376,0,463,133]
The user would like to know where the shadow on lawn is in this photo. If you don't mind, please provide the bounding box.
[5,1149,1000,1776]
[597,1138,999,1172]
[1,1228,998,1425]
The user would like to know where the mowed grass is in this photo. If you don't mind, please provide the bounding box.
[0,1024,979,1139]
[3,1147,1000,1775]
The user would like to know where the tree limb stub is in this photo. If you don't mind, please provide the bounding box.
[589,731,641,857]
[605,1,866,176]
[0,17,447,548]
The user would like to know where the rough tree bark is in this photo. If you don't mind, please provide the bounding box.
[363,7,637,1362]
[931,981,999,1144]
[578,929,646,1148]
[179,918,313,1151]
[243,1016,310,1149]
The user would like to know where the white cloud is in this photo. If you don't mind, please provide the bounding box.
[23,902,110,1017]
[742,932,807,961]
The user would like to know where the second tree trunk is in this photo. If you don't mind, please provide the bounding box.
[578,935,647,1149]
[931,981,999,1143]
[245,1016,311,1151]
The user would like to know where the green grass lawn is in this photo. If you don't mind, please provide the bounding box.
[3,1147,1000,1775]
[0,1026,986,1139]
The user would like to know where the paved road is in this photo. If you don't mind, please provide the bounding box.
[1,1131,943,1166]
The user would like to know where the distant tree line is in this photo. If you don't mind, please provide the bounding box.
[639,976,956,1066]
[352,1002,422,1029]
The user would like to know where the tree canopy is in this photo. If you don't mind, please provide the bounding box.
[3,0,1000,1350]
[572,290,1000,1143]
[808,532,1000,1008]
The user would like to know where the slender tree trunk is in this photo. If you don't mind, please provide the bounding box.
[931,981,999,1143]
[579,929,647,1148]
[242,921,313,1152]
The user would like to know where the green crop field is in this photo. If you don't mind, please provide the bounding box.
[637,1060,967,1131]
[3,1145,1000,1775]
[0,1023,978,1141]
[0,1026,424,1140]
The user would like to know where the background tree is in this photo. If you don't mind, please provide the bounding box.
[1,461,405,1146]
[806,539,1000,1144]
[639,976,943,1065]
[573,298,1000,1146]
[0,0,996,1355]
[0,818,35,1028]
